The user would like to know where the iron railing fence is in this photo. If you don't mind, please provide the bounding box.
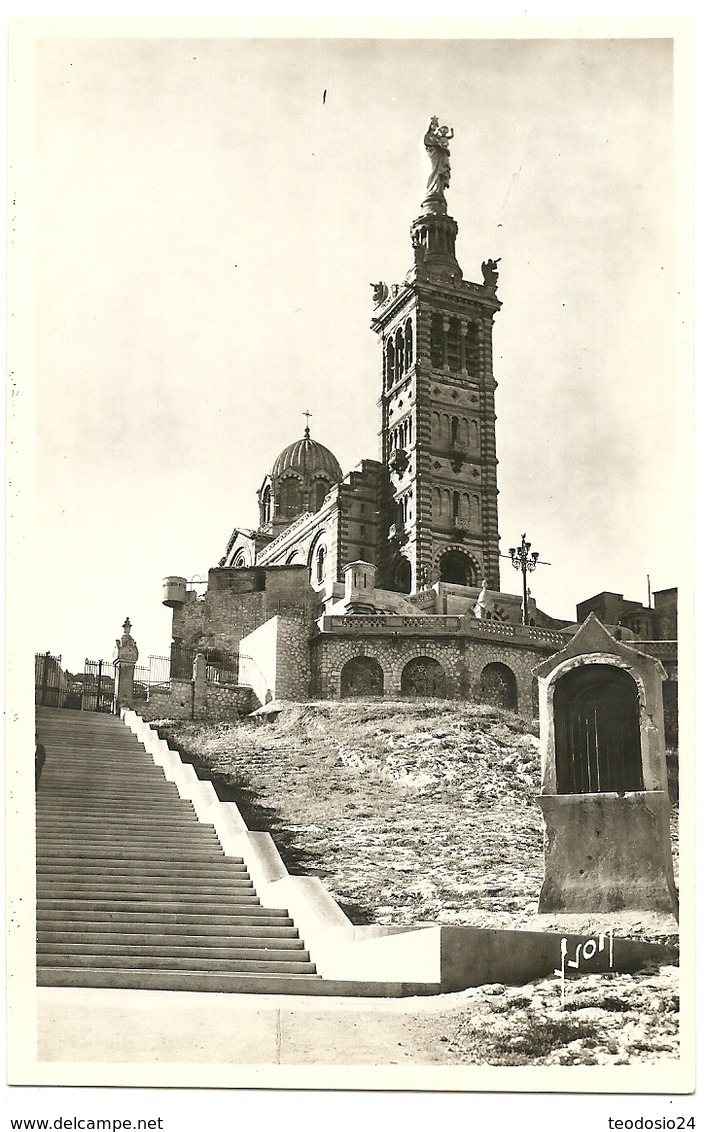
[82,659,116,713]
[34,652,74,708]
[168,643,241,685]
[36,647,247,715]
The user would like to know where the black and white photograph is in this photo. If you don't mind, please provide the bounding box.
[5,15,696,1121]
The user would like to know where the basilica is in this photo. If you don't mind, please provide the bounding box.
[220,118,504,602]
[159,123,628,715]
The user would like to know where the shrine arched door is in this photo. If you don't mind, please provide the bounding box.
[554,664,643,794]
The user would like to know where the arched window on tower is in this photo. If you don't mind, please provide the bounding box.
[386,339,395,388]
[404,320,413,371]
[450,416,459,446]
[452,491,460,522]
[316,544,327,586]
[281,480,300,520]
[447,317,461,372]
[430,313,443,369]
[395,327,405,382]
[313,481,328,512]
[465,322,479,377]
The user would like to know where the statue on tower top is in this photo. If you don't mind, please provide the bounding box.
[424,117,454,199]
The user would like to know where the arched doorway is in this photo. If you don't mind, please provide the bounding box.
[340,656,384,698]
[479,662,518,711]
[554,664,643,794]
[439,549,477,587]
[389,557,412,594]
[401,657,447,698]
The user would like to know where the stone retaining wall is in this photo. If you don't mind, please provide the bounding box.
[311,632,553,715]
[138,678,254,721]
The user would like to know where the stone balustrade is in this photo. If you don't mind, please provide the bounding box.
[318,613,566,649]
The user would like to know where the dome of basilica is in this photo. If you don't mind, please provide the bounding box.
[271,430,342,484]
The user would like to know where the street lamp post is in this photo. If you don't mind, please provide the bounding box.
[508,534,540,626]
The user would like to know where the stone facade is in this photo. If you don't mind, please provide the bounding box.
[170,565,316,656]
[239,611,311,705]
[163,556,570,712]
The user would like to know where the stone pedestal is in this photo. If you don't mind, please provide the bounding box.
[537,791,678,916]
[114,616,139,713]
[114,660,136,713]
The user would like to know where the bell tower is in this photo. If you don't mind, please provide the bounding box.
[371,118,502,595]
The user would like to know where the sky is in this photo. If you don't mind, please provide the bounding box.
[19,30,688,674]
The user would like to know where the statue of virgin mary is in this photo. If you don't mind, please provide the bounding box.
[424,116,454,197]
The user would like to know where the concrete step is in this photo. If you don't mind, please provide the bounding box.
[38,830,221,841]
[36,968,327,993]
[37,807,203,820]
[38,782,182,792]
[38,928,303,946]
[35,967,442,997]
[38,942,310,962]
[38,752,153,762]
[37,896,262,912]
[38,806,194,818]
[37,953,318,974]
[39,749,167,758]
[37,818,212,832]
[37,907,295,927]
[37,879,258,897]
[36,731,135,740]
[40,760,168,767]
[38,805,186,816]
[37,746,159,754]
[37,848,229,863]
[37,844,226,858]
[39,775,175,784]
[38,792,185,804]
[37,810,205,819]
[38,779,178,790]
[37,833,224,849]
[37,861,249,879]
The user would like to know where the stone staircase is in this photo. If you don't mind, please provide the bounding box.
[35,707,324,993]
